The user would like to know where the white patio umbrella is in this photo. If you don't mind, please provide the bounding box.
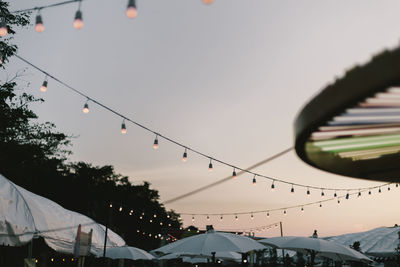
[259,236,372,263]
[0,174,125,254]
[152,230,265,255]
[97,246,154,260]
[158,251,242,261]
[326,226,400,257]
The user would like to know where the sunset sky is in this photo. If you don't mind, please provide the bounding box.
[6,0,400,238]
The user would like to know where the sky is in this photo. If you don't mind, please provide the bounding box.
[5,0,400,238]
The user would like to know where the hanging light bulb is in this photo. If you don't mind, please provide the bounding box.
[206,215,210,221]
[337,199,340,204]
[220,216,223,221]
[82,100,89,113]
[368,190,371,195]
[266,212,270,217]
[290,185,294,194]
[271,181,275,191]
[396,183,399,188]
[306,188,310,197]
[346,192,349,199]
[202,0,214,5]
[334,192,337,198]
[252,175,256,185]
[73,10,84,29]
[40,77,48,92]
[358,191,361,197]
[378,187,382,193]
[109,203,113,208]
[35,14,44,32]
[301,207,304,212]
[250,214,254,220]
[319,203,322,208]
[182,148,187,162]
[121,120,127,134]
[0,19,7,37]
[235,215,238,221]
[153,135,159,149]
[232,168,237,179]
[119,206,123,212]
[283,210,287,215]
[321,190,325,198]
[126,0,138,18]
[208,158,213,172]
[388,186,391,191]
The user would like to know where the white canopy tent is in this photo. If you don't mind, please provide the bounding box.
[0,174,125,255]
[326,226,400,257]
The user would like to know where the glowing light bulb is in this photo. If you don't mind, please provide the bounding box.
[82,102,89,113]
[119,206,123,212]
[208,159,213,172]
[0,20,8,37]
[182,148,187,162]
[73,10,84,29]
[153,135,159,149]
[121,121,127,134]
[35,15,44,32]
[203,0,214,5]
[126,0,138,18]
[232,168,237,179]
[40,80,48,92]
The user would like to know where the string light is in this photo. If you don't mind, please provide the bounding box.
[301,207,304,212]
[306,188,310,197]
[126,0,138,19]
[250,214,254,220]
[73,1,83,29]
[109,203,112,208]
[40,77,48,92]
[82,100,89,113]
[182,148,187,162]
[346,192,349,199]
[0,19,7,37]
[35,12,44,33]
[334,192,337,198]
[121,120,127,134]
[191,216,195,222]
[368,190,371,195]
[220,215,223,221]
[291,185,294,194]
[232,168,237,179]
[119,206,123,212]
[266,212,269,217]
[15,56,392,196]
[358,191,361,197]
[388,186,391,191]
[283,210,287,215]
[319,203,322,208]
[202,0,214,5]
[396,184,399,188]
[379,187,382,193]
[337,199,340,204]
[271,181,275,191]
[208,158,213,172]
[206,215,210,221]
[153,135,159,149]
[321,190,325,198]
[235,215,238,221]
[252,175,257,185]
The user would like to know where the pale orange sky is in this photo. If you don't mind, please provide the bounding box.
[5,0,400,238]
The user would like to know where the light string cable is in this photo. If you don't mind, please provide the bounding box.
[210,222,281,233]
[15,55,391,194]
[178,183,393,217]
[12,0,85,13]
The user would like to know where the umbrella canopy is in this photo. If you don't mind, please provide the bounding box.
[259,236,372,263]
[98,246,154,260]
[0,174,125,254]
[152,230,265,255]
[326,226,400,257]
[158,251,242,261]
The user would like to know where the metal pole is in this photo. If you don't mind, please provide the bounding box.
[280,222,285,262]
[103,226,108,257]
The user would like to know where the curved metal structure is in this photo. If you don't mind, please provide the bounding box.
[295,48,400,182]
